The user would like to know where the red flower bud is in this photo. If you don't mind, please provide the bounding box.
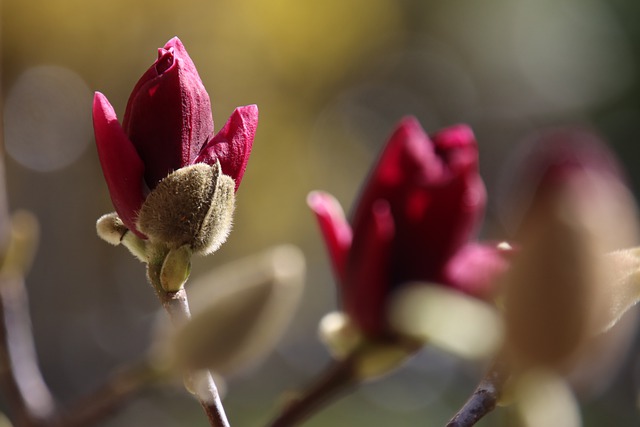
[93,37,258,238]
[309,118,507,337]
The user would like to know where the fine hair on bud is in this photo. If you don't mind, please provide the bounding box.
[136,162,235,254]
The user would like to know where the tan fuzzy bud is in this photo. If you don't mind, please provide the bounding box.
[136,162,235,255]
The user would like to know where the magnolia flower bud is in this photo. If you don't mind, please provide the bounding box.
[137,162,235,255]
[501,130,640,371]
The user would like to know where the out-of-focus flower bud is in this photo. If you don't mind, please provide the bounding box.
[501,127,640,371]
[389,283,503,359]
[0,211,39,277]
[162,245,305,376]
[309,118,508,343]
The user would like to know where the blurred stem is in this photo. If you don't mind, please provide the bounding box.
[0,67,51,425]
[445,357,510,427]
[0,275,55,427]
[50,360,160,427]
[266,356,358,427]
[147,260,230,427]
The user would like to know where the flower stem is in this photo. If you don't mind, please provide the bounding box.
[445,357,509,427]
[266,357,357,427]
[147,261,230,427]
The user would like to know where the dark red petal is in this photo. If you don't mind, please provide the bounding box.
[431,124,478,175]
[441,243,510,298]
[196,105,258,191]
[391,172,486,284]
[123,37,214,188]
[345,199,395,337]
[350,118,486,286]
[307,191,352,283]
[93,92,146,238]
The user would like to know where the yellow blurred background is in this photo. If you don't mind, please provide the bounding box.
[3,0,640,425]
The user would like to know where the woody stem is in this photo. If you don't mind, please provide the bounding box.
[445,357,509,427]
[266,356,357,427]
[147,260,230,427]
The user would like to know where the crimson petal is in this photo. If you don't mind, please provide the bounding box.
[345,199,395,337]
[441,243,510,298]
[93,92,146,238]
[123,37,214,189]
[196,105,258,191]
[307,191,352,284]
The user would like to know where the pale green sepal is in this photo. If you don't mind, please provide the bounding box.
[160,245,192,292]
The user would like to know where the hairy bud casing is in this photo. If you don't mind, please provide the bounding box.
[136,162,235,255]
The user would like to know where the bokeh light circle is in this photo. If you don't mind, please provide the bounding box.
[4,65,92,172]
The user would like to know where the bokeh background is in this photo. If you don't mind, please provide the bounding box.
[3,0,640,425]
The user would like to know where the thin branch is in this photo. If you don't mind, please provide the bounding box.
[148,262,229,427]
[445,357,509,427]
[266,357,357,427]
[0,275,55,427]
[49,360,159,427]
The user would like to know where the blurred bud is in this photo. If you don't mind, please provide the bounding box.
[137,162,235,255]
[96,212,148,262]
[163,245,305,375]
[389,283,503,359]
[501,128,639,370]
[318,311,363,360]
[0,210,39,277]
[514,370,581,427]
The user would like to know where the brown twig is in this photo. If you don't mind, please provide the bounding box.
[49,360,159,427]
[445,357,509,427]
[266,357,357,427]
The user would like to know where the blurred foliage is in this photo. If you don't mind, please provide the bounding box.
[3,0,640,426]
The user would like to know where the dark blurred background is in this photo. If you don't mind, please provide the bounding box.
[2,0,640,425]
